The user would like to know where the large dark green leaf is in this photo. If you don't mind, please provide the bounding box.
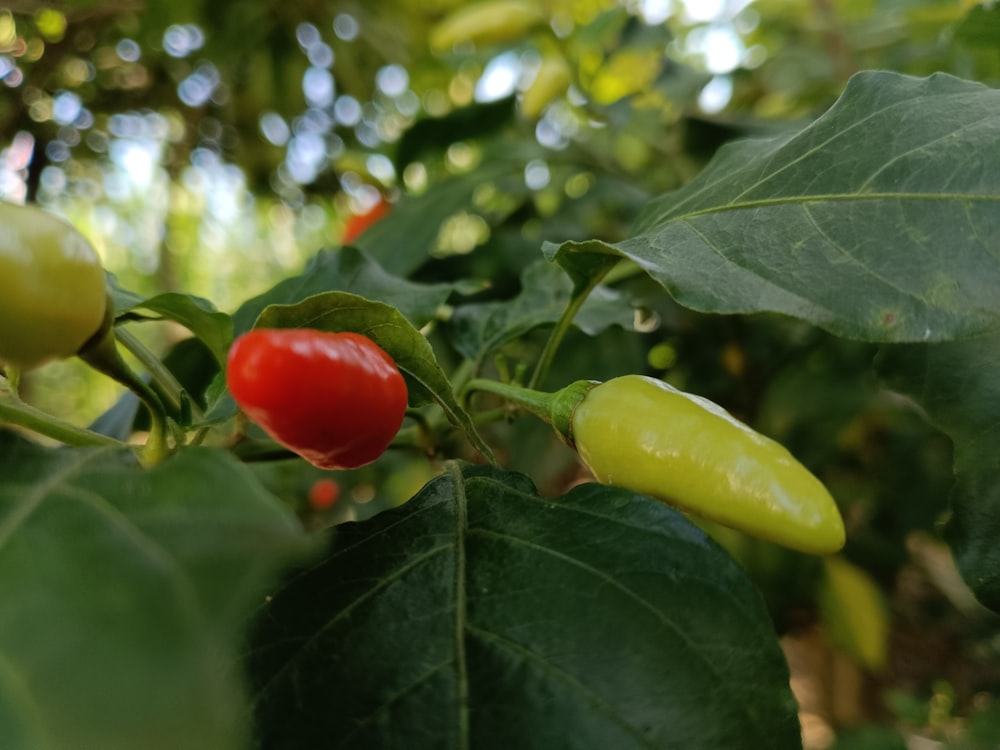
[876,331,1000,612]
[448,260,635,360]
[0,434,310,750]
[547,71,1000,343]
[248,463,802,749]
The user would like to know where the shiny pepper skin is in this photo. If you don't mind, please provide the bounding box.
[226,329,408,470]
[0,202,107,370]
[567,375,845,555]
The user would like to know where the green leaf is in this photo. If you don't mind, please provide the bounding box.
[875,330,1000,612]
[547,71,1000,343]
[954,3,1000,49]
[231,247,455,335]
[0,433,310,750]
[394,96,517,170]
[449,260,635,360]
[109,277,234,368]
[255,292,496,463]
[356,153,527,276]
[248,463,802,750]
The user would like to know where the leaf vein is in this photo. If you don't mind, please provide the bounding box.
[464,624,665,749]
[0,451,95,553]
[799,202,936,307]
[252,543,452,701]
[333,659,454,750]
[675,191,1000,224]
[449,462,470,750]
[856,114,994,193]
[468,527,773,742]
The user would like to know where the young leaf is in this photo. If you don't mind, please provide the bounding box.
[255,292,496,463]
[448,260,634,361]
[231,247,455,335]
[547,71,1000,343]
[109,277,234,368]
[248,463,802,750]
[0,433,310,750]
[876,331,1000,612]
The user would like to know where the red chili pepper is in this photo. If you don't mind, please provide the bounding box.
[226,329,408,470]
[308,478,341,510]
[341,197,390,244]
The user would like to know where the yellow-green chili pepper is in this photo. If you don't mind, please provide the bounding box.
[557,375,845,555]
[0,202,107,370]
[429,0,546,53]
[521,53,571,119]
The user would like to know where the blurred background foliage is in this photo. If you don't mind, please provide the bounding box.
[3,0,1000,748]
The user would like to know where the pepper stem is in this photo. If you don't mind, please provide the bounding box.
[115,327,204,422]
[527,261,615,390]
[463,378,595,446]
[0,394,125,448]
[78,309,170,466]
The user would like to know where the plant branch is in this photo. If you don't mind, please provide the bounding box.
[527,265,613,389]
[115,327,205,422]
[0,396,126,449]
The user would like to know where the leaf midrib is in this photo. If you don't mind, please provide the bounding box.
[0,452,93,553]
[450,461,470,750]
[665,79,993,217]
[653,190,1000,227]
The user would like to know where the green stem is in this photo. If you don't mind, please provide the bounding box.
[115,327,204,422]
[0,397,125,448]
[229,438,296,463]
[79,327,170,465]
[465,378,595,446]
[464,378,557,423]
[450,358,476,394]
[527,265,614,390]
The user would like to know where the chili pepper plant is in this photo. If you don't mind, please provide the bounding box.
[2,71,1000,750]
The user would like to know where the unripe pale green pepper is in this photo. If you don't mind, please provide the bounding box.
[0,202,108,370]
[555,375,845,555]
[468,374,845,555]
